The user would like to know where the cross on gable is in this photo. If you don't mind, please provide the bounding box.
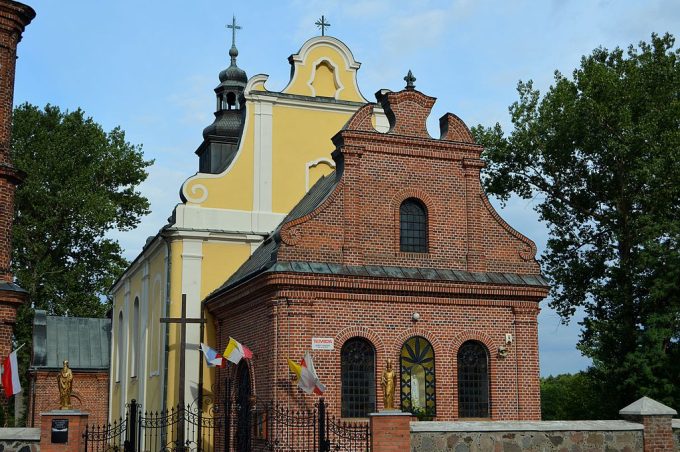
[315,15,330,36]
[226,15,241,47]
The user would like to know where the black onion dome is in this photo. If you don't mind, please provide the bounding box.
[219,45,247,85]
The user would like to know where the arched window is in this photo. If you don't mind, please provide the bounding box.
[131,297,140,378]
[400,336,436,417]
[457,340,490,418]
[117,311,124,382]
[400,198,427,253]
[341,338,376,418]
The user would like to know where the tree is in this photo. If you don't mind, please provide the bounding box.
[540,373,603,420]
[473,33,680,416]
[10,104,152,422]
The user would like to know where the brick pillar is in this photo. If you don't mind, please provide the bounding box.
[369,411,411,452]
[0,0,34,421]
[620,396,677,452]
[512,305,541,420]
[40,410,89,452]
[462,158,486,272]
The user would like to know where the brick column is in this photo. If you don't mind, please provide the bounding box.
[369,411,411,452]
[0,0,34,419]
[512,305,541,420]
[462,158,486,272]
[620,396,678,452]
[39,410,89,452]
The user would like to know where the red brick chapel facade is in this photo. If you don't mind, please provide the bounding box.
[205,80,549,422]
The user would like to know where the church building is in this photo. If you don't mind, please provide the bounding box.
[205,77,549,421]
[108,28,388,420]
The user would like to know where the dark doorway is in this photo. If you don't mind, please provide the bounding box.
[235,362,252,452]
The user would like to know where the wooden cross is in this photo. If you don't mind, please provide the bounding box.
[227,15,241,47]
[315,15,330,36]
[160,294,206,447]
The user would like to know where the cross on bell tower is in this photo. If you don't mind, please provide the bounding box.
[227,15,241,49]
[315,15,330,36]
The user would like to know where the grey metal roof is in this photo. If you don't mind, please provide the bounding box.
[31,310,111,370]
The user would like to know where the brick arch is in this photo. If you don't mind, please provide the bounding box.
[334,326,385,358]
[449,330,499,419]
[391,327,444,361]
[392,188,436,254]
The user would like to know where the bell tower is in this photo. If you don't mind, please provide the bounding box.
[195,16,248,174]
[0,0,34,398]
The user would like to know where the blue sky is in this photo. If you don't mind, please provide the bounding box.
[13,0,679,376]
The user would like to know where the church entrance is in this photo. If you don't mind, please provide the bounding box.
[235,362,252,452]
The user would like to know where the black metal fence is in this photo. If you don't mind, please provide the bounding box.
[84,398,369,451]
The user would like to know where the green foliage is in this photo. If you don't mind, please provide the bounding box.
[473,33,680,416]
[10,104,152,423]
[540,372,604,420]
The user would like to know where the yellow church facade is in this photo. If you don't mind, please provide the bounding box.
[108,35,388,420]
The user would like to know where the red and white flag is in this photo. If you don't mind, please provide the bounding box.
[2,350,21,397]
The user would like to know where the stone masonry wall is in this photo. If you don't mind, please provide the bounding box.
[410,421,645,452]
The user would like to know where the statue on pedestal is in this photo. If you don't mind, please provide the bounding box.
[57,360,73,410]
[381,358,396,410]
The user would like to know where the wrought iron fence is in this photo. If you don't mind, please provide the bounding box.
[84,397,370,452]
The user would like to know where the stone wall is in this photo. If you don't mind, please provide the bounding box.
[0,427,40,451]
[410,420,645,452]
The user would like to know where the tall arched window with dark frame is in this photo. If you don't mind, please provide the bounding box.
[341,337,376,418]
[400,198,428,253]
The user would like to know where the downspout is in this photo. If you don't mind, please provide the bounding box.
[161,233,172,411]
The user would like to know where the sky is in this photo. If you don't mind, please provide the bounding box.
[12,0,679,377]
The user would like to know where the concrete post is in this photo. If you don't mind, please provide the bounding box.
[620,396,677,452]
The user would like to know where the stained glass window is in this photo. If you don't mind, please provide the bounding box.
[341,338,376,418]
[400,336,436,417]
[400,199,428,253]
[457,340,490,418]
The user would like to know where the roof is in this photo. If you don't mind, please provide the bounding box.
[207,170,549,302]
[31,310,111,371]
[619,396,677,416]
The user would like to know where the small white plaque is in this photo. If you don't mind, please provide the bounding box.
[312,337,334,350]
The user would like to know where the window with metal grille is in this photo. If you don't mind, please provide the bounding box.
[400,336,436,417]
[400,199,427,253]
[341,338,376,418]
[457,340,490,418]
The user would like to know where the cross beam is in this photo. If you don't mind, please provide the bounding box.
[160,294,206,448]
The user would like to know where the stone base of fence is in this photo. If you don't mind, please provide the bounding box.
[407,397,678,452]
[0,427,40,451]
[370,410,413,452]
[39,409,88,452]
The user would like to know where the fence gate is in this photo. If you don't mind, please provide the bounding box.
[84,398,369,451]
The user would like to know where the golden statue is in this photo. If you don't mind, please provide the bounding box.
[381,358,396,410]
[57,360,73,410]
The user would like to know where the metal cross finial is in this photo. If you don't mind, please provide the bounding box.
[404,70,416,90]
[315,15,330,36]
[227,15,241,48]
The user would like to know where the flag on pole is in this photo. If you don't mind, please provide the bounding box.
[2,350,21,397]
[223,337,253,364]
[200,343,226,368]
[287,351,326,395]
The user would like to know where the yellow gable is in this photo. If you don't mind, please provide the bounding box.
[283,36,366,102]
[180,36,370,214]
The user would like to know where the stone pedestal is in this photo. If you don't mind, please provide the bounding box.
[369,410,412,452]
[39,410,89,452]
